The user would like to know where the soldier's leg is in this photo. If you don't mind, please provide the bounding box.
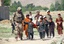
[19,31,23,40]
[19,24,23,40]
[14,26,19,40]
[15,35,18,41]
[20,33,23,40]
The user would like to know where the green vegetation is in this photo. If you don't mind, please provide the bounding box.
[0,26,38,38]
[9,0,64,12]
[3,0,11,6]
[0,27,12,33]
[3,0,64,12]
[9,1,49,12]
[50,3,55,11]
[42,7,49,11]
[0,27,14,38]
[55,1,61,11]
[61,0,64,10]
[50,0,64,11]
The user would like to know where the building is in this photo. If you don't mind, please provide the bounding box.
[0,0,1,6]
[0,0,9,21]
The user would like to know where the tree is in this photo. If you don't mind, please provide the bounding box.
[22,6,27,12]
[61,0,64,10]
[10,1,24,12]
[17,1,22,7]
[42,7,49,11]
[3,0,11,6]
[50,3,55,11]
[35,6,43,10]
[55,1,61,11]
[26,3,35,11]
[10,1,18,12]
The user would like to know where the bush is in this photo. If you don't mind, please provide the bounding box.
[3,0,11,6]
[50,3,55,11]
[42,7,49,11]
[55,1,61,11]
[10,1,49,12]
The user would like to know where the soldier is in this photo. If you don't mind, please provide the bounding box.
[13,7,24,40]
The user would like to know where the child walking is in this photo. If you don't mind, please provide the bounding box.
[37,17,45,39]
[24,18,37,40]
[49,18,55,38]
[43,16,49,38]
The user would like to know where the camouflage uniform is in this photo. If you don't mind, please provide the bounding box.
[13,11,24,40]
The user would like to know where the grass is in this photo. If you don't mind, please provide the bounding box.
[0,27,11,33]
[0,27,15,38]
[0,27,38,38]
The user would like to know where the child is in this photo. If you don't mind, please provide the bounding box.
[43,16,49,38]
[56,14,63,35]
[49,18,55,38]
[24,18,37,40]
[37,17,45,39]
[24,14,30,38]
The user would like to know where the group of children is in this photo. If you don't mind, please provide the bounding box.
[24,15,55,40]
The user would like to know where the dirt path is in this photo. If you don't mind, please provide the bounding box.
[0,35,64,44]
[0,36,51,44]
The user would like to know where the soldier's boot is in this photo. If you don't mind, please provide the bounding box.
[20,33,23,40]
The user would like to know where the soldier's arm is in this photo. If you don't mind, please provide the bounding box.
[21,13,25,20]
[13,13,16,21]
[22,13,25,26]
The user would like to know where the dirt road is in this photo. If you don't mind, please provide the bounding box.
[0,34,64,44]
